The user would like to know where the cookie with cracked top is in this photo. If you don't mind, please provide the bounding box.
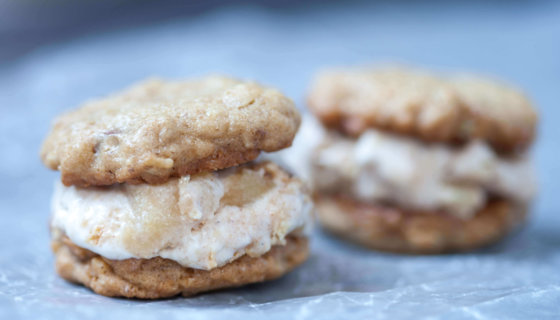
[307,67,537,153]
[41,76,300,187]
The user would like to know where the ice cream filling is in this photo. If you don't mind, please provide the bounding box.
[50,162,312,270]
[279,117,536,219]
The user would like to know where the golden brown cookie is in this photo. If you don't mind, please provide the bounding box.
[52,235,309,299]
[307,68,537,153]
[315,195,527,253]
[41,76,300,187]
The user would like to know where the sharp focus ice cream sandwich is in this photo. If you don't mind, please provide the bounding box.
[41,76,312,298]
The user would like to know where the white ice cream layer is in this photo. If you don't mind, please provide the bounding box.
[279,116,536,219]
[51,162,312,270]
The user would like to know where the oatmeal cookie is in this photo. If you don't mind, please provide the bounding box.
[307,68,536,153]
[315,195,527,253]
[53,235,308,299]
[41,76,300,186]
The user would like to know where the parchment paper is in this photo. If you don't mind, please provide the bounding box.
[1,2,559,319]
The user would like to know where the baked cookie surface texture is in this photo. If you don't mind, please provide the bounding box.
[42,76,300,187]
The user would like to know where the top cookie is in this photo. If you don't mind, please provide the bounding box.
[307,68,537,153]
[41,76,300,187]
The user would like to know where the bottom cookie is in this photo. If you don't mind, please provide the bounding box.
[315,195,527,253]
[52,235,309,299]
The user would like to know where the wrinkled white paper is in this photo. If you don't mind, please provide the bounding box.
[2,213,560,319]
[1,2,559,319]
